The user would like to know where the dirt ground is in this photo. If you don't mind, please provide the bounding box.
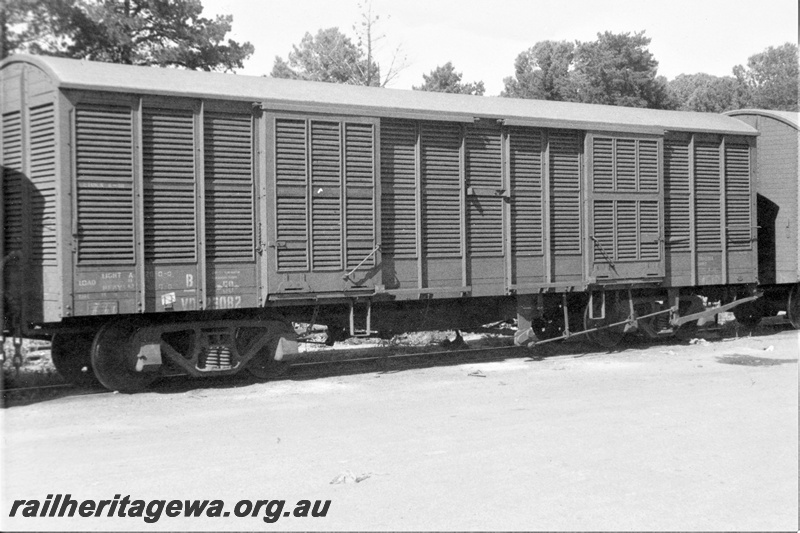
[1,326,798,531]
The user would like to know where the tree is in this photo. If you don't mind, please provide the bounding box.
[668,73,743,112]
[272,0,405,87]
[733,43,798,111]
[501,40,574,100]
[501,32,673,109]
[270,28,370,84]
[413,62,485,95]
[571,31,673,108]
[2,0,253,71]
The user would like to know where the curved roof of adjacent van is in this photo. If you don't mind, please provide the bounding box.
[2,54,758,136]
[725,109,799,130]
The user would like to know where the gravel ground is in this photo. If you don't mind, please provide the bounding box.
[1,323,797,531]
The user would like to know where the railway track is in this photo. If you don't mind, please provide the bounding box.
[3,319,792,402]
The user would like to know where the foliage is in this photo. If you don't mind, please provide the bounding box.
[502,31,672,109]
[413,62,485,95]
[667,73,744,112]
[733,43,798,111]
[1,0,253,71]
[271,28,373,84]
[571,31,673,109]
[501,40,574,100]
[272,1,405,87]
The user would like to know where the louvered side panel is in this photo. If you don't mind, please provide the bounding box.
[204,112,254,261]
[509,128,543,255]
[466,124,502,187]
[2,111,23,256]
[310,121,342,270]
[274,118,309,271]
[75,105,135,264]
[380,120,417,257]
[466,124,503,257]
[344,122,375,269]
[142,108,196,262]
[615,139,637,190]
[421,123,461,257]
[638,140,659,191]
[549,131,581,254]
[616,200,638,260]
[28,103,57,264]
[639,200,660,260]
[724,143,751,251]
[694,141,722,252]
[592,137,614,191]
[592,200,615,261]
[664,139,691,252]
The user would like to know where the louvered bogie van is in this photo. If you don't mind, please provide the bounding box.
[1,55,763,391]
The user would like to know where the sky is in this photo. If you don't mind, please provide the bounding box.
[201,0,799,96]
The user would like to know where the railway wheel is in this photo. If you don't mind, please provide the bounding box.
[788,284,800,330]
[51,333,98,387]
[733,299,764,328]
[583,298,627,349]
[91,319,157,393]
[246,321,296,380]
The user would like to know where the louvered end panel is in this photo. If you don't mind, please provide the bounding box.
[509,128,543,255]
[725,143,752,251]
[592,200,615,261]
[2,111,23,255]
[143,108,197,263]
[29,103,57,264]
[466,124,502,188]
[205,112,255,262]
[467,197,503,257]
[423,189,461,257]
[549,131,582,255]
[695,141,722,253]
[75,105,135,264]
